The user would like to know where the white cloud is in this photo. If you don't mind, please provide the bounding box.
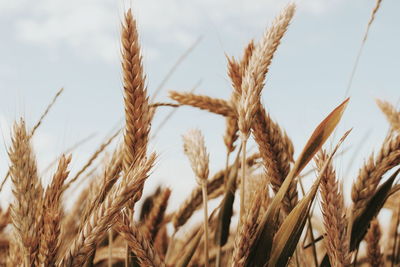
[4,0,347,62]
[298,0,346,15]
[0,0,27,12]
[14,0,119,62]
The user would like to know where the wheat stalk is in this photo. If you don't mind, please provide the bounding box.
[63,129,120,191]
[183,129,210,267]
[171,153,260,230]
[345,0,383,96]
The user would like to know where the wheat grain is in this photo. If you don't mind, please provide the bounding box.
[182,129,210,266]
[231,183,265,267]
[365,218,384,267]
[121,9,151,174]
[58,154,155,266]
[376,99,400,132]
[172,153,260,230]
[170,91,235,117]
[316,150,350,267]
[117,213,166,267]
[252,104,295,212]
[8,119,43,265]
[38,154,71,266]
[237,3,295,140]
[144,188,171,241]
[351,134,400,213]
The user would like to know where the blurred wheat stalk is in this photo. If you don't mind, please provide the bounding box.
[0,1,398,267]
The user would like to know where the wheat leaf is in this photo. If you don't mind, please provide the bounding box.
[268,129,351,267]
[350,167,400,250]
[214,151,240,246]
[246,98,349,267]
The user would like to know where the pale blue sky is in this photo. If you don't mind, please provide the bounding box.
[0,0,399,209]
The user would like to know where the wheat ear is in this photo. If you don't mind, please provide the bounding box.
[365,218,384,267]
[117,213,166,267]
[8,119,44,265]
[183,129,210,267]
[122,8,151,174]
[351,134,400,214]
[232,183,264,267]
[237,3,295,140]
[38,154,71,266]
[252,104,295,212]
[170,91,235,117]
[236,3,295,224]
[316,150,350,267]
[144,188,171,241]
[58,154,155,266]
[376,99,400,132]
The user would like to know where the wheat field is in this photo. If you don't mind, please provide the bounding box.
[0,1,399,266]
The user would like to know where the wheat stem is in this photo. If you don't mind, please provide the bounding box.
[202,180,210,267]
[108,230,112,267]
[240,138,247,225]
[215,151,231,267]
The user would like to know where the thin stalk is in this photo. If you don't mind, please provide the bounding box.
[124,209,129,267]
[347,211,354,255]
[344,0,382,98]
[299,178,318,267]
[125,244,128,266]
[216,247,222,267]
[151,79,201,139]
[63,129,120,191]
[239,138,247,224]
[353,246,359,267]
[0,88,66,191]
[150,37,202,102]
[216,150,231,267]
[41,133,96,175]
[108,229,113,267]
[24,255,29,267]
[224,151,231,187]
[165,231,176,264]
[391,206,400,267]
[31,87,64,136]
[295,249,300,267]
[396,234,400,265]
[202,180,210,267]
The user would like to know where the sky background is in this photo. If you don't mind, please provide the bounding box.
[0,0,399,213]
